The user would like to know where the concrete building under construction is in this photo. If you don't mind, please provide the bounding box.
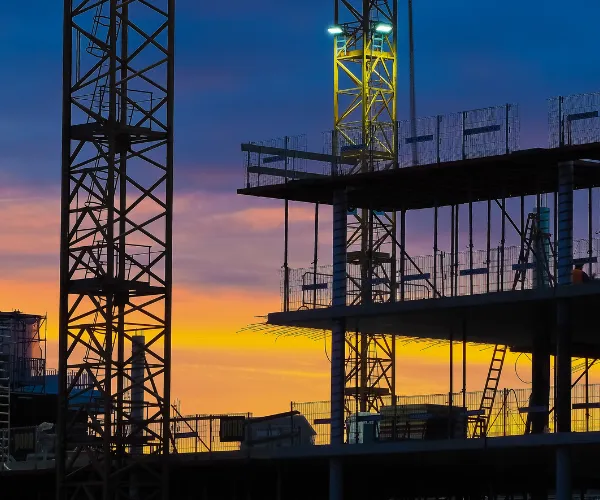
[235,1,600,499]
[4,1,600,500]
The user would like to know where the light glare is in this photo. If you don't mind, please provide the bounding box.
[327,25,343,35]
[375,23,393,33]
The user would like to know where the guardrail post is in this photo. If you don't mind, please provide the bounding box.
[436,115,441,163]
[503,388,508,436]
[505,103,510,154]
[283,136,290,312]
[558,96,564,147]
[461,110,466,160]
[209,417,213,453]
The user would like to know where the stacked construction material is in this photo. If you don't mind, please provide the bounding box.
[379,404,467,441]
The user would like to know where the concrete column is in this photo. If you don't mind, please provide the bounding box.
[531,206,551,437]
[556,299,571,433]
[555,161,573,500]
[330,189,347,500]
[531,316,550,434]
[331,189,347,444]
[556,161,573,433]
[533,206,551,289]
[329,458,343,500]
[556,446,571,500]
[557,161,574,286]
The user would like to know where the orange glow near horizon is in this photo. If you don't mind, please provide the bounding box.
[1,180,586,418]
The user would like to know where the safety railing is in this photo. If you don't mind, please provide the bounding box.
[549,91,600,148]
[10,357,45,389]
[293,382,600,446]
[164,413,251,454]
[284,238,600,312]
[5,382,600,462]
[3,411,319,462]
[243,134,315,189]
[244,90,600,191]
[244,104,520,189]
[397,103,519,168]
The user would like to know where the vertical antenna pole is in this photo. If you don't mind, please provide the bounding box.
[469,199,473,295]
[284,137,290,312]
[501,196,506,291]
[313,204,320,308]
[408,0,417,166]
[450,205,455,296]
[449,329,454,438]
[486,199,491,293]
[455,205,460,296]
[434,205,438,297]
[588,187,593,278]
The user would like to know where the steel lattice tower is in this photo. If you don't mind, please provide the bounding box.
[332,0,398,413]
[57,1,174,499]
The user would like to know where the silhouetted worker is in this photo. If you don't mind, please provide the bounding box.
[572,263,590,284]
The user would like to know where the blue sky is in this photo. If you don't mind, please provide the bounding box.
[1,0,600,189]
[1,0,600,287]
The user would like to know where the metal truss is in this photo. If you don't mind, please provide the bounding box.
[345,331,395,413]
[333,0,398,412]
[58,1,174,499]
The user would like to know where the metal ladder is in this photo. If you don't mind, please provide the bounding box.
[474,213,553,437]
[0,328,11,468]
[512,213,536,290]
[76,0,123,397]
[473,344,507,438]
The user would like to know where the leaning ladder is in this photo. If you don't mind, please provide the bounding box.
[474,213,551,437]
[0,328,11,467]
[473,344,507,437]
[473,215,535,437]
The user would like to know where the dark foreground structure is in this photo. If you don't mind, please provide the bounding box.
[5,431,600,499]
[4,1,600,500]
[234,1,600,498]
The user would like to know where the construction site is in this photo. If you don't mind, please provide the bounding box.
[2,0,600,499]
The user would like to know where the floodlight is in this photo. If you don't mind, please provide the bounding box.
[375,23,393,33]
[327,25,343,35]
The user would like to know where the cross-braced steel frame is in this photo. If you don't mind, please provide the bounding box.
[333,0,398,413]
[57,1,174,499]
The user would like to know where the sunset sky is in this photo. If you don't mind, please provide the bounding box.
[1,1,600,416]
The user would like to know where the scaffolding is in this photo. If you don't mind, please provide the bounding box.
[0,326,9,468]
[0,312,46,392]
[58,1,174,499]
[239,83,600,499]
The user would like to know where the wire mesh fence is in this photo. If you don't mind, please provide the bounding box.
[285,238,599,312]
[549,91,600,148]
[243,104,522,188]
[242,91,600,189]
[5,384,600,459]
[292,383,600,446]
[399,104,519,167]
[146,413,251,454]
[323,121,397,175]
[243,134,331,189]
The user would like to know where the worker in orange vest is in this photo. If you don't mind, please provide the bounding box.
[572,264,590,284]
